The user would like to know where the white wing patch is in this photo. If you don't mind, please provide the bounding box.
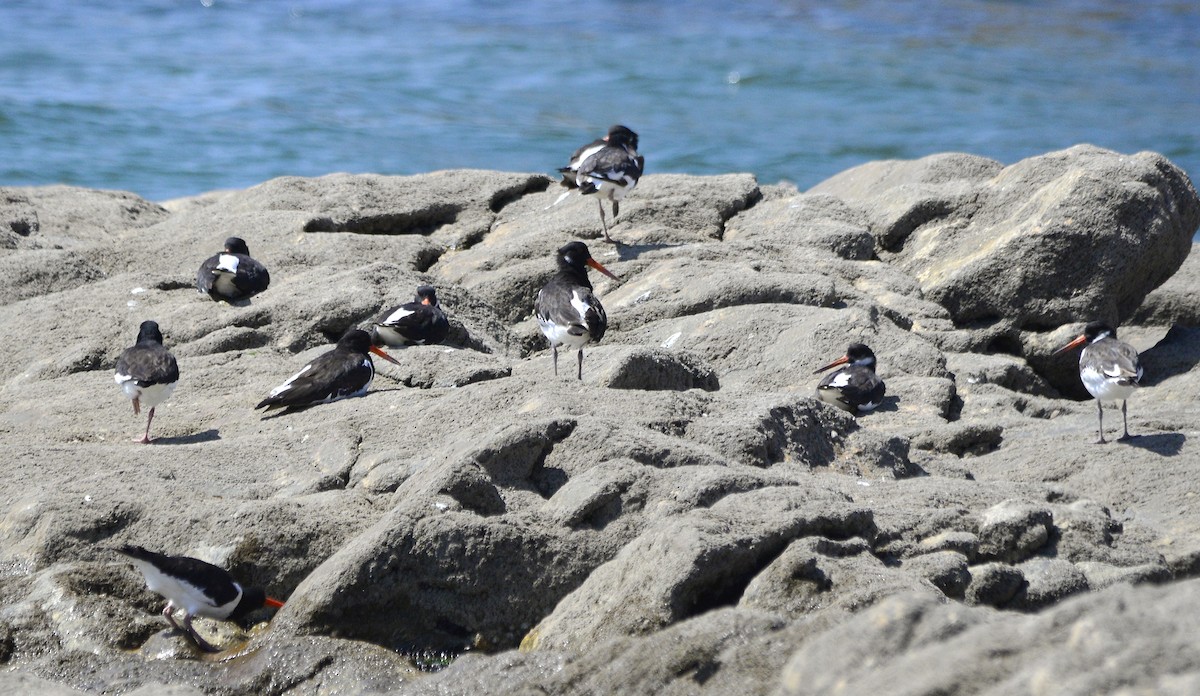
[382,307,416,325]
[570,289,592,324]
[216,254,240,274]
[828,371,852,388]
[268,364,312,398]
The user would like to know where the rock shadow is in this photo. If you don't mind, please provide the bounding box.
[1140,326,1200,386]
[613,242,686,261]
[868,395,901,413]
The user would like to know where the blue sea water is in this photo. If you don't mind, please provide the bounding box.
[1,0,1197,202]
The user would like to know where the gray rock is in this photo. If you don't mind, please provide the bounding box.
[812,146,1200,349]
[3,152,1200,695]
[976,500,1053,563]
[598,346,720,391]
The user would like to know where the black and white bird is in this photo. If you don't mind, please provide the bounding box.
[1054,321,1142,443]
[114,320,180,444]
[116,544,284,653]
[197,236,270,303]
[813,343,886,415]
[255,329,400,412]
[368,285,450,348]
[556,124,644,243]
[534,241,621,380]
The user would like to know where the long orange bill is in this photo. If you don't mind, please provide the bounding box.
[265,597,286,609]
[1053,334,1088,356]
[813,355,850,374]
[587,257,621,282]
[369,345,402,366]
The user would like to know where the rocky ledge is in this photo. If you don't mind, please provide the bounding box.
[2,144,1199,695]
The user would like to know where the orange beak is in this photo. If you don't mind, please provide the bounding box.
[265,597,285,609]
[421,297,433,305]
[813,355,850,374]
[587,257,621,283]
[369,345,401,366]
[1053,334,1088,356]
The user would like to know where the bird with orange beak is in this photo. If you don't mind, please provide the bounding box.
[256,329,400,412]
[116,544,285,653]
[535,241,621,380]
[813,343,886,414]
[1054,321,1142,443]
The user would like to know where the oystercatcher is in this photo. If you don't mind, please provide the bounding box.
[114,320,179,444]
[255,329,400,412]
[535,241,620,380]
[368,285,450,348]
[197,236,270,303]
[1054,321,1142,443]
[813,343,886,414]
[556,124,644,243]
[115,544,284,653]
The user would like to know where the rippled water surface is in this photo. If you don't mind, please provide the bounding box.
[2,0,1197,201]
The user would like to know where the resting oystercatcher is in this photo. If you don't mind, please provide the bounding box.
[1054,321,1142,443]
[114,320,179,443]
[813,343,886,414]
[197,236,270,303]
[556,124,645,243]
[368,285,450,348]
[255,329,400,412]
[115,544,284,653]
[535,241,620,380]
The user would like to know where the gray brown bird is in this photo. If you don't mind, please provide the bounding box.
[1054,321,1142,443]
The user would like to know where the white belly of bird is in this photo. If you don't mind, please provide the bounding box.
[1080,366,1137,402]
[212,272,239,296]
[129,558,240,619]
[585,175,635,200]
[538,291,594,349]
[116,377,176,410]
[538,317,591,350]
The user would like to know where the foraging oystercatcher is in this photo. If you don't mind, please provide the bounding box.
[368,285,450,348]
[556,124,645,243]
[114,320,179,444]
[1054,321,1142,443]
[813,343,886,414]
[534,241,621,380]
[255,329,400,412]
[115,544,284,653]
[197,236,270,303]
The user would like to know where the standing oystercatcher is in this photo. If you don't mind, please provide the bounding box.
[535,241,620,380]
[255,329,400,412]
[813,343,886,414]
[197,236,270,303]
[115,544,284,653]
[368,285,450,348]
[556,124,645,243]
[114,320,179,443]
[1054,321,1142,443]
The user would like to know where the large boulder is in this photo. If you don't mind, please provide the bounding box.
[812,145,1200,338]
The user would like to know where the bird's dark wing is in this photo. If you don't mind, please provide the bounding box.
[256,352,372,410]
[116,345,179,386]
[116,544,238,606]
